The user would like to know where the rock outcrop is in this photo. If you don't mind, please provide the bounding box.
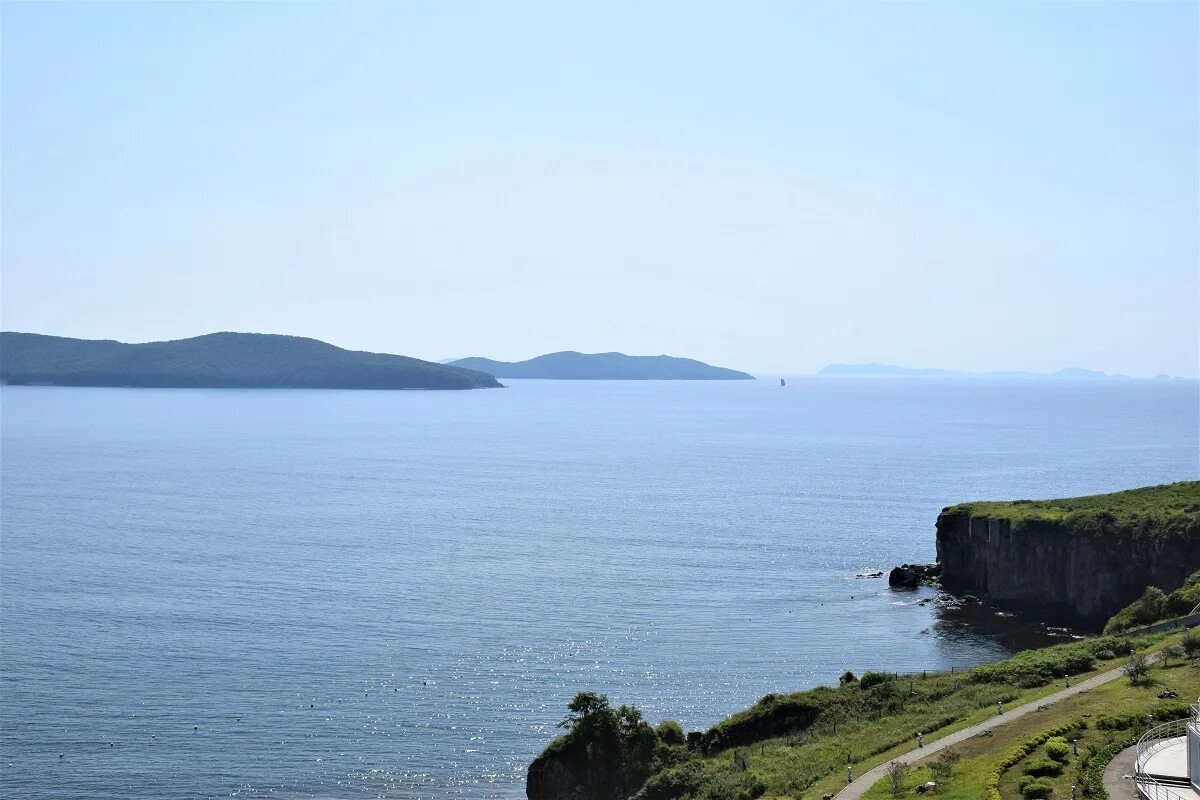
[888,563,941,589]
[936,494,1200,630]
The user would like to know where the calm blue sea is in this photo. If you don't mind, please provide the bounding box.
[1,378,1196,799]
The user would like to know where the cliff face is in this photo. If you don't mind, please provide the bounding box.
[936,509,1200,630]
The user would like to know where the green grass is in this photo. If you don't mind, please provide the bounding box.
[939,482,1200,541]
[614,635,1170,800]
[857,644,1200,799]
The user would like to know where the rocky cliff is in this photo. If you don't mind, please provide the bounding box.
[936,482,1200,630]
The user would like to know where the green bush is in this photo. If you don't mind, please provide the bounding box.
[859,671,897,690]
[984,720,1085,800]
[656,721,685,746]
[1105,570,1200,633]
[968,636,1133,688]
[1021,778,1054,799]
[1044,737,1071,762]
[1024,757,1064,777]
[638,761,706,800]
[698,771,766,800]
[1182,627,1200,658]
[1096,711,1143,730]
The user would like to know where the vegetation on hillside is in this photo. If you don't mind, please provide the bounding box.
[857,647,1200,800]
[0,331,503,390]
[531,635,1166,800]
[1104,570,1200,633]
[939,482,1200,542]
[527,692,691,800]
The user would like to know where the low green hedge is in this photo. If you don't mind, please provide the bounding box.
[983,720,1086,800]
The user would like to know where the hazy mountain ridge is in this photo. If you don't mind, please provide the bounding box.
[450,351,754,380]
[818,362,1152,379]
[0,332,503,390]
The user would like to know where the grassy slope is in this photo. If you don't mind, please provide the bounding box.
[618,635,1177,800]
[943,482,1200,530]
[856,640,1199,799]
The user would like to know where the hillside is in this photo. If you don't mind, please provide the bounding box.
[818,363,1131,378]
[450,352,754,380]
[527,632,1187,800]
[0,332,503,390]
[937,482,1200,629]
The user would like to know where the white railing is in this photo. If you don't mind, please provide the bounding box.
[1136,775,1195,800]
[1137,718,1189,776]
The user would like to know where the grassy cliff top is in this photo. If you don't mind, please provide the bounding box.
[942,481,1200,529]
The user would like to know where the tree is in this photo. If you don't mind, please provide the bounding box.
[1161,643,1185,667]
[1181,628,1200,659]
[1124,650,1150,685]
[930,749,961,786]
[558,691,613,730]
[887,761,910,797]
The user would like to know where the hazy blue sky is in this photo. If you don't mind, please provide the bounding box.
[2,2,1196,376]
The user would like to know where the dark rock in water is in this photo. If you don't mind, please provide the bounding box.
[855,570,885,579]
[888,563,941,589]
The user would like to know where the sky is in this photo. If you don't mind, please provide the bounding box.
[2,2,1197,377]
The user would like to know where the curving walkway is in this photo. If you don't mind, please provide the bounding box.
[833,659,1152,799]
[1103,744,1139,800]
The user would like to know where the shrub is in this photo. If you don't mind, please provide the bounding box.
[698,771,766,800]
[967,636,1134,688]
[1024,757,1064,777]
[887,761,909,797]
[1105,586,1167,633]
[1182,627,1200,658]
[1096,711,1143,730]
[1125,650,1151,685]
[655,720,685,746]
[930,749,960,784]
[638,761,705,800]
[839,670,857,685]
[1044,737,1071,762]
[860,671,897,690]
[1021,779,1054,799]
[983,720,1085,800]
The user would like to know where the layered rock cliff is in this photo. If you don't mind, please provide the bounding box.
[936,482,1200,630]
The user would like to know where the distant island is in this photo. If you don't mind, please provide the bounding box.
[819,362,1140,379]
[0,332,503,390]
[449,351,754,380]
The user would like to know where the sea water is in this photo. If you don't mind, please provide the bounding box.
[1,377,1196,799]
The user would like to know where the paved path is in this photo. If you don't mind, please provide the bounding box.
[833,660,1145,799]
[1103,744,1139,800]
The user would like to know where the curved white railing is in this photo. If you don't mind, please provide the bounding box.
[1136,718,1189,776]
[1135,775,1195,800]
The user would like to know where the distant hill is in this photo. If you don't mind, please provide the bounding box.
[818,363,952,376]
[0,332,503,390]
[819,363,1130,379]
[449,351,754,380]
